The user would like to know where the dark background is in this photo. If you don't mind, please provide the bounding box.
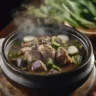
[0,0,24,30]
[0,0,43,30]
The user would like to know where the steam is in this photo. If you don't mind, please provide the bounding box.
[13,0,45,27]
[12,0,59,37]
[14,16,32,29]
[13,12,50,37]
[12,0,47,37]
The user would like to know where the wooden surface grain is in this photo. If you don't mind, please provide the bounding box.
[0,21,17,38]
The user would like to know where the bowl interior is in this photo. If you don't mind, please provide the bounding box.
[2,24,92,76]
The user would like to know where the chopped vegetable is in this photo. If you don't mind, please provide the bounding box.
[26,0,96,29]
[31,60,47,72]
[62,42,68,49]
[51,42,60,49]
[57,35,69,42]
[94,60,96,65]
[23,36,35,42]
[67,46,79,55]
[47,58,61,72]
[72,55,82,65]
[51,36,60,49]
[52,65,61,72]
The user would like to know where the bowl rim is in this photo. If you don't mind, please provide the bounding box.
[1,24,93,77]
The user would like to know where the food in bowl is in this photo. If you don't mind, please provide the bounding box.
[1,25,94,95]
[8,34,85,75]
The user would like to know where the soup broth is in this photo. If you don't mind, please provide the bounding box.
[8,35,86,75]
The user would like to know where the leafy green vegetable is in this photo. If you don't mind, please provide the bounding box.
[26,0,96,28]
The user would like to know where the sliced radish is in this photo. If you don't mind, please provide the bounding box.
[67,46,79,55]
[23,36,35,42]
[57,35,69,42]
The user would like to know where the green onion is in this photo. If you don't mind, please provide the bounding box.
[47,58,61,72]
[51,36,60,49]
[26,0,96,29]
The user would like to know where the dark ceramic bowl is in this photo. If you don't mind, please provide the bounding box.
[1,24,94,96]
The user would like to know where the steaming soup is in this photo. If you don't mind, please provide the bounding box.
[8,35,86,75]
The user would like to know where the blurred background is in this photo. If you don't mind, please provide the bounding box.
[0,0,96,32]
[0,0,23,30]
[1,0,96,52]
[0,0,42,30]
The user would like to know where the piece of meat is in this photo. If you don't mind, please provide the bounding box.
[21,42,32,47]
[31,60,47,72]
[56,47,72,66]
[25,50,43,63]
[38,44,56,62]
[18,47,32,55]
[35,36,51,45]
[21,41,37,50]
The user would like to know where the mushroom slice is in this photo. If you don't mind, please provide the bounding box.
[56,47,72,66]
[38,44,56,62]
[18,47,32,55]
[31,60,47,72]
[23,36,35,42]
[25,50,43,63]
